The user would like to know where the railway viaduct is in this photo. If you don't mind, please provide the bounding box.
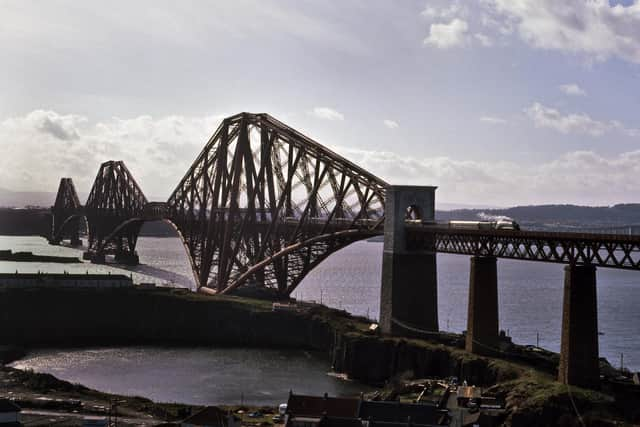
[49,112,640,389]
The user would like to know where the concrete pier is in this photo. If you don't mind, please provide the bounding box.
[465,256,499,355]
[558,264,600,388]
[379,185,438,336]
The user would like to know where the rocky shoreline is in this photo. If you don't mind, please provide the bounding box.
[0,287,638,426]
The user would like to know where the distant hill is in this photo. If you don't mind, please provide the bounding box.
[0,188,57,208]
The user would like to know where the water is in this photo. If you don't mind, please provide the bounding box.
[2,235,640,404]
[0,235,197,289]
[9,347,369,405]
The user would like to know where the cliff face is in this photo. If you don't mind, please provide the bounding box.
[0,288,316,348]
[0,287,517,387]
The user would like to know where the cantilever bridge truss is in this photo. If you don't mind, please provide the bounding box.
[50,112,640,295]
[51,113,387,294]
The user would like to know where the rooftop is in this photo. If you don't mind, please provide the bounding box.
[287,393,360,418]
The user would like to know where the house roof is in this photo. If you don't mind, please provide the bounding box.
[287,394,360,418]
[0,399,21,413]
[181,406,228,426]
[318,416,364,427]
[368,422,441,427]
[358,401,439,425]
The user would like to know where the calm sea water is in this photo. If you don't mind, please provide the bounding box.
[9,347,370,405]
[2,234,639,404]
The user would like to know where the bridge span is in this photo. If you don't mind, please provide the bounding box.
[48,112,640,389]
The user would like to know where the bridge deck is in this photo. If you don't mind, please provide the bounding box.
[406,224,640,270]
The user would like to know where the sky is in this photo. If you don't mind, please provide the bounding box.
[1,0,639,207]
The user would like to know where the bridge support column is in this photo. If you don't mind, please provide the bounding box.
[558,264,600,388]
[380,185,438,336]
[465,256,499,355]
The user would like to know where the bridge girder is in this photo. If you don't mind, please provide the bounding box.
[166,112,388,294]
[50,178,84,244]
[85,160,148,259]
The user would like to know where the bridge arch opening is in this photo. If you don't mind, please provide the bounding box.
[51,213,88,245]
[217,229,379,297]
[91,218,201,290]
[405,205,423,221]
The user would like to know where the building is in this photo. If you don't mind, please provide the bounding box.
[82,416,108,427]
[285,393,360,427]
[0,272,134,289]
[181,406,241,427]
[358,401,448,426]
[284,393,448,427]
[0,399,21,426]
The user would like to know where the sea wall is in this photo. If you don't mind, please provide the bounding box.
[0,287,517,386]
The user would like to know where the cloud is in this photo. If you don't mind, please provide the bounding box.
[473,33,493,47]
[484,0,640,64]
[480,116,507,125]
[0,110,221,198]
[559,83,587,96]
[1,110,86,141]
[310,107,345,121]
[383,119,399,129]
[424,18,469,48]
[332,144,640,205]
[421,3,467,20]
[524,102,640,137]
[3,110,640,206]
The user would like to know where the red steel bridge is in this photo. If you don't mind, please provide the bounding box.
[50,111,640,388]
[51,112,640,296]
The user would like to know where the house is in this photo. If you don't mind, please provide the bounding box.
[285,392,360,427]
[285,393,449,427]
[181,406,240,427]
[0,399,21,426]
[82,416,108,427]
[358,401,448,426]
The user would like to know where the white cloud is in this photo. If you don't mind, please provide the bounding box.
[424,18,469,49]
[485,0,640,64]
[0,110,220,198]
[421,3,467,20]
[474,32,493,47]
[480,116,507,124]
[333,144,640,205]
[559,83,587,96]
[1,110,87,141]
[383,119,399,129]
[524,102,639,137]
[310,107,345,121]
[3,110,640,206]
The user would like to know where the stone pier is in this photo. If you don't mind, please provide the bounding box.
[465,256,499,355]
[379,185,438,336]
[558,264,600,388]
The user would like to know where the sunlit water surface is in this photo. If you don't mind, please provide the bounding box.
[10,347,369,405]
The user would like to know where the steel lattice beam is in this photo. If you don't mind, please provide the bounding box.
[406,226,640,270]
[166,113,388,294]
[84,161,148,261]
[50,178,84,244]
